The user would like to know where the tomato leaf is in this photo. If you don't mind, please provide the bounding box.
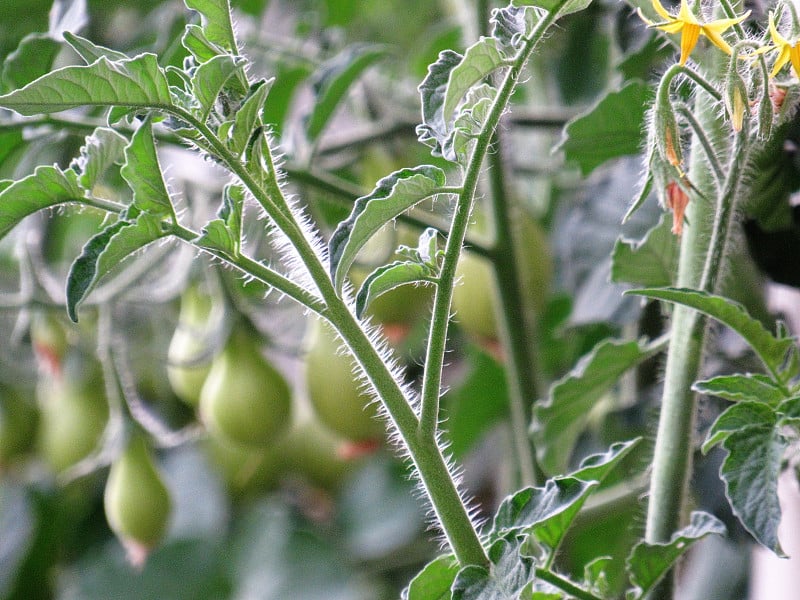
[196,183,244,255]
[0,165,84,241]
[692,373,787,407]
[181,24,225,63]
[492,477,597,554]
[355,262,435,320]
[532,338,657,475]
[611,214,677,287]
[121,118,174,218]
[417,50,463,158]
[63,31,129,64]
[70,127,129,190]
[719,425,786,556]
[66,213,169,321]
[191,53,245,121]
[452,538,535,600]
[403,554,458,600]
[329,165,446,292]
[229,79,271,157]
[184,0,238,53]
[702,401,775,454]
[1,33,61,92]
[558,80,652,176]
[626,288,798,382]
[626,511,726,599]
[490,6,537,49]
[442,37,506,126]
[0,53,172,116]
[305,44,385,142]
[570,437,642,483]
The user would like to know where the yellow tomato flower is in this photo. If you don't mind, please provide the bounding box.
[768,12,800,77]
[638,0,750,65]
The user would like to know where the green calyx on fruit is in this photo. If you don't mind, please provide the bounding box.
[305,319,383,442]
[104,434,172,567]
[167,286,216,407]
[199,327,292,448]
[36,356,109,474]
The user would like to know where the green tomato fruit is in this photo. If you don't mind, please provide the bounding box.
[0,386,38,466]
[199,328,292,448]
[305,319,383,442]
[167,286,214,407]
[276,420,356,491]
[104,435,171,565]
[204,433,281,496]
[452,214,552,341]
[36,358,109,473]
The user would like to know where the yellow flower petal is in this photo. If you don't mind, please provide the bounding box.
[772,47,791,77]
[769,12,791,47]
[790,45,800,77]
[677,0,699,25]
[701,25,733,55]
[657,21,686,34]
[651,0,673,21]
[679,23,701,65]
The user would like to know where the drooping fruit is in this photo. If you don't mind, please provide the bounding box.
[104,434,172,567]
[305,318,383,442]
[36,355,109,473]
[199,327,292,448]
[167,286,215,407]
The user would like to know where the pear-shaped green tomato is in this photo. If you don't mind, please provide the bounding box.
[305,319,383,442]
[104,435,171,565]
[37,364,109,473]
[199,329,292,448]
[167,287,214,407]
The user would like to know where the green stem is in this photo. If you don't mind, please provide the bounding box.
[419,7,563,440]
[176,105,491,567]
[644,52,745,598]
[485,134,542,487]
[534,569,604,600]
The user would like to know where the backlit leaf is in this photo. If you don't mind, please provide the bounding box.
[0,165,84,241]
[0,53,172,116]
[442,37,505,126]
[693,373,787,407]
[329,165,446,292]
[120,118,174,218]
[66,213,168,321]
[403,555,458,600]
[355,261,435,319]
[184,0,237,53]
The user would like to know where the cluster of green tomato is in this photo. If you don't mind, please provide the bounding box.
[0,209,551,563]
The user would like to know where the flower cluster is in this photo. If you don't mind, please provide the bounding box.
[638,1,800,235]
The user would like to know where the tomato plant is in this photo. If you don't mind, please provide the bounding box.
[1,1,800,599]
